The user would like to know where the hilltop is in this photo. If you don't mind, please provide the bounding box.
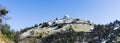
[15,16,120,43]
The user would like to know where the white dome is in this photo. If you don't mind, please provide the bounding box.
[63,15,70,19]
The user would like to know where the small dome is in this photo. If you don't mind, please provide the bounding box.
[63,15,70,19]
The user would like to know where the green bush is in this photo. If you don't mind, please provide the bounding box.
[1,24,15,40]
[41,22,49,27]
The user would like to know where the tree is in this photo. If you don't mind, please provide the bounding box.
[0,8,8,23]
[34,24,38,27]
[1,24,15,40]
[0,6,15,41]
[87,20,90,23]
[41,22,49,27]
[0,8,8,15]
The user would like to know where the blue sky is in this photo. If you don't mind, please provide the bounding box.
[0,0,120,31]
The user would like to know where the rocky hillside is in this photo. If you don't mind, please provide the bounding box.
[15,16,120,43]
